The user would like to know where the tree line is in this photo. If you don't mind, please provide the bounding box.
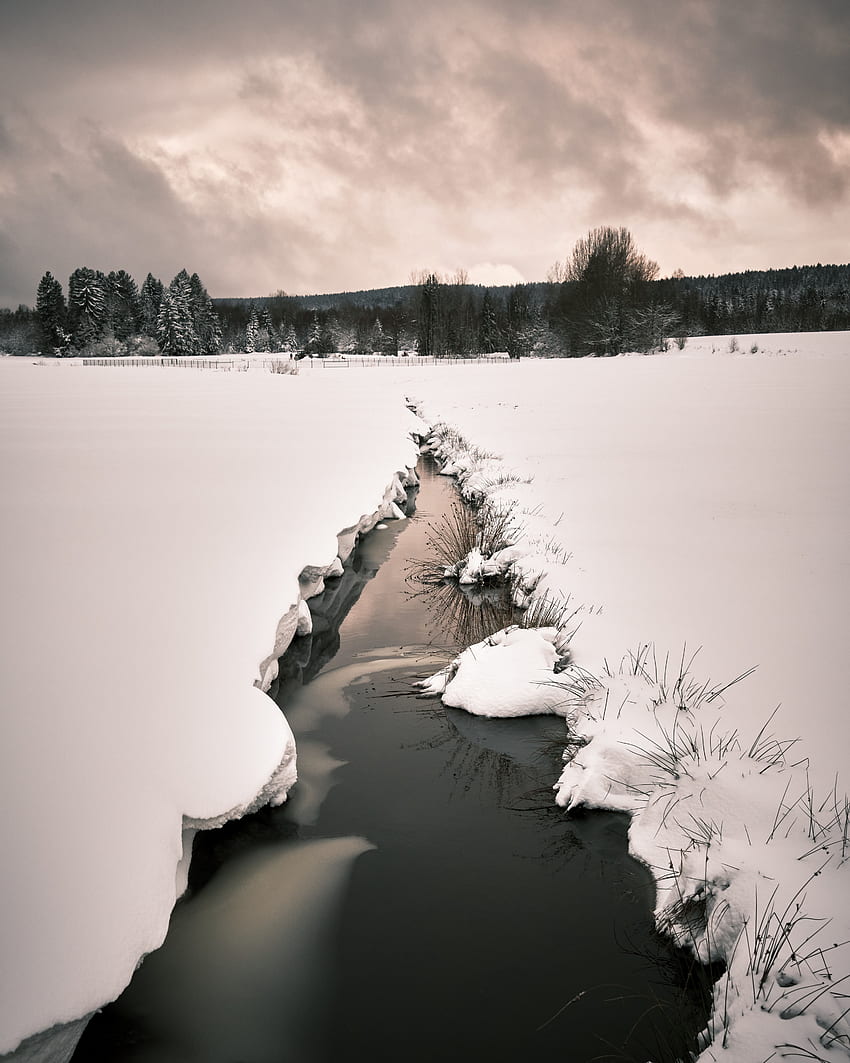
[212,230,850,358]
[2,229,848,358]
[1,266,222,358]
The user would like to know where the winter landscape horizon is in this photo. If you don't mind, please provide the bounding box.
[2,2,849,1062]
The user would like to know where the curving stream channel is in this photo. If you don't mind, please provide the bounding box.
[74,458,710,1063]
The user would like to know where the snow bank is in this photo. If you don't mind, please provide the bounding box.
[0,359,420,1053]
[405,334,850,1061]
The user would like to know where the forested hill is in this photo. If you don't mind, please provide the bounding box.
[214,283,521,312]
[651,263,850,335]
[215,264,848,324]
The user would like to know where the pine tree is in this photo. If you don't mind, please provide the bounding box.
[370,316,385,354]
[478,291,501,354]
[155,272,197,356]
[281,323,299,355]
[68,267,107,349]
[417,273,446,358]
[197,300,222,355]
[254,307,273,352]
[139,274,164,337]
[156,289,190,356]
[318,312,338,355]
[167,271,200,355]
[35,271,68,354]
[506,284,532,358]
[188,274,222,356]
[305,312,321,355]
[106,270,141,340]
[244,306,259,353]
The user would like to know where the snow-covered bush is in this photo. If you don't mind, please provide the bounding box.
[268,358,298,375]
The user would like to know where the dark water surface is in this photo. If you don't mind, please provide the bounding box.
[74,459,709,1063]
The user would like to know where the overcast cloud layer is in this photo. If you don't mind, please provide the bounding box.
[1,0,848,305]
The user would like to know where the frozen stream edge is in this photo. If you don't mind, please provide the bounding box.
[413,408,850,1063]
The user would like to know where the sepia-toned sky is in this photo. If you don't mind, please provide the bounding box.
[1,0,848,305]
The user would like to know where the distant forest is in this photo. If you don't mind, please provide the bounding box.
[3,229,848,358]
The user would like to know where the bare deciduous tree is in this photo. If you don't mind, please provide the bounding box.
[566,226,658,298]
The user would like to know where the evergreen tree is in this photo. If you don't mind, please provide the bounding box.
[156,288,191,356]
[318,312,338,355]
[305,311,321,355]
[244,306,259,353]
[252,306,273,352]
[139,274,164,337]
[35,271,69,354]
[477,291,501,353]
[155,272,197,356]
[506,284,532,358]
[68,267,107,349]
[189,273,222,355]
[197,301,223,355]
[443,275,476,358]
[370,316,385,354]
[173,271,200,354]
[106,270,141,340]
[417,273,446,358]
[281,323,299,354]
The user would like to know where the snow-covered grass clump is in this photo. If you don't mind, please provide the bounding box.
[0,359,420,1054]
[556,651,850,1059]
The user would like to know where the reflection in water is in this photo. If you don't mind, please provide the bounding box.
[405,575,519,650]
[81,837,371,1063]
[281,650,449,830]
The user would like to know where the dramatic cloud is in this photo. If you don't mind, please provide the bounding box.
[1,0,848,305]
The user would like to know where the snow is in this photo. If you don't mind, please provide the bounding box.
[418,626,570,716]
[2,333,848,1061]
[0,358,419,1053]
[405,333,850,1061]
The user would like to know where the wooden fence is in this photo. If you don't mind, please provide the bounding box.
[81,357,237,369]
[75,355,520,370]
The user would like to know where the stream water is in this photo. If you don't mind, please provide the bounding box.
[74,458,710,1063]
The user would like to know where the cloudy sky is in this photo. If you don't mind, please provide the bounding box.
[1,0,848,306]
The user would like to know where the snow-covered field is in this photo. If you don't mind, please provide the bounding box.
[1,333,848,1061]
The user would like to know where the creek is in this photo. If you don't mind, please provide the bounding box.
[73,457,709,1063]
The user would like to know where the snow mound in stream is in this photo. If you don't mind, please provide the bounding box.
[419,626,571,717]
